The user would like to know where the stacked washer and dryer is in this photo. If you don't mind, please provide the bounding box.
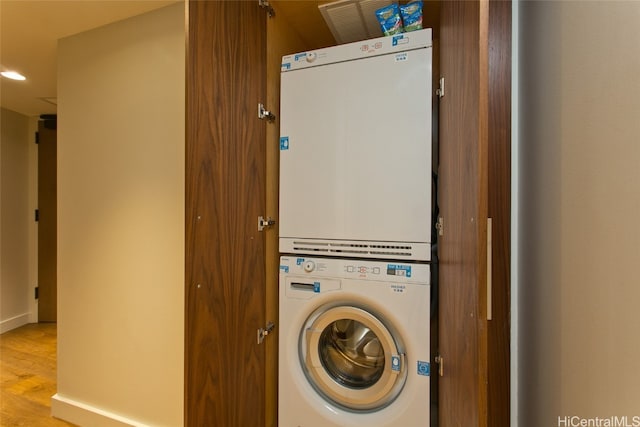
[278,28,434,427]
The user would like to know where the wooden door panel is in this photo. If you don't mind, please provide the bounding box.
[38,119,57,322]
[438,1,489,426]
[185,1,267,426]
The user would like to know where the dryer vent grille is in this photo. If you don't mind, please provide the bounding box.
[318,0,390,44]
[281,238,430,261]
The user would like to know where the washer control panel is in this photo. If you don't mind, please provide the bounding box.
[279,256,429,283]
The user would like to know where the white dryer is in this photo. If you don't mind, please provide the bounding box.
[279,29,433,262]
[278,256,430,427]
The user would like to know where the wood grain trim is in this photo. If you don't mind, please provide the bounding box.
[487,0,512,425]
[477,2,491,426]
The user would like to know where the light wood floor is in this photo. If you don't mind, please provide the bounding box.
[1,323,77,427]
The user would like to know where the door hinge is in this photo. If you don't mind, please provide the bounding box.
[434,355,444,377]
[35,132,40,144]
[35,209,40,222]
[35,287,39,300]
[257,321,275,344]
[258,103,276,122]
[258,0,275,18]
[258,216,276,231]
[436,77,445,98]
[435,216,444,236]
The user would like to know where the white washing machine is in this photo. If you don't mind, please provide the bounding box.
[278,256,430,427]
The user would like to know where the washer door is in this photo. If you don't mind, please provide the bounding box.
[300,305,407,412]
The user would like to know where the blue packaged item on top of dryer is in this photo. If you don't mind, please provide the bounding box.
[375,3,404,36]
[400,1,424,32]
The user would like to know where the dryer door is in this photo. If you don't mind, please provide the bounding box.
[301,305,407,412]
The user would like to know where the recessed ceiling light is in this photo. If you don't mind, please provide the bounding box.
[1,71,27,81]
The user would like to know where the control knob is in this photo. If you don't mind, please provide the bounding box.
[303,260,315,273]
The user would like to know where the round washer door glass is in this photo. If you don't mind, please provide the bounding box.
[300,305,407,412]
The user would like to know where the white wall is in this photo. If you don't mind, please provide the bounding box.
[53,3,184,426]
[519,1,640,425]
[0,108,33,332]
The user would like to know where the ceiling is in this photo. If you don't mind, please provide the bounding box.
[0,0,439,118]
[0,0,177,117]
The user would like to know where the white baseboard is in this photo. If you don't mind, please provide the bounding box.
[51,394,149,427]
[0,313,30,334]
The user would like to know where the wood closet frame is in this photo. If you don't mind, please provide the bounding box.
[185,1,511,426]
